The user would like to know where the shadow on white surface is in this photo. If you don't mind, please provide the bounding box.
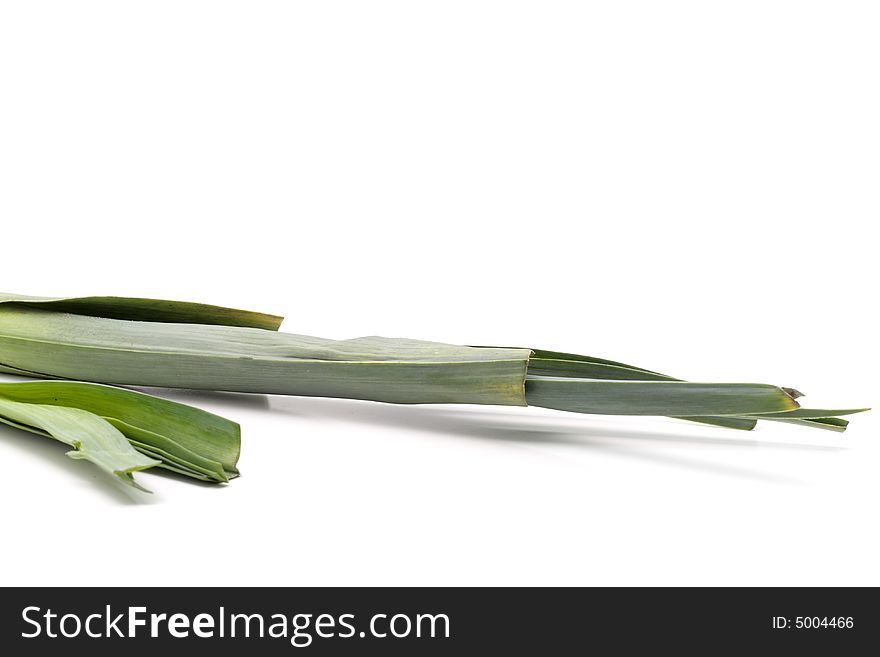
[261,396,844,485]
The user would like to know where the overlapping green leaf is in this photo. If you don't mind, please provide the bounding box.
[523,349,867,431]
[0,395,159,490]
[493,347,758,430]
[0,381,241,488]
[525,378,800,416]
[0,305,531,406]
[0,292,283,329]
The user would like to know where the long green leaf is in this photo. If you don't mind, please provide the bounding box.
[526,348,670,380]
[525,377,799,416]
[524,349,866,430]
[763,417,850,432]
[0,292,283,329]
[0,306,531,406]
[498,347,759,430]
[738,407,869,419]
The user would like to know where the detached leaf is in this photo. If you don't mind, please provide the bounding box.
[0,380,241,488]
[0,397,159,491]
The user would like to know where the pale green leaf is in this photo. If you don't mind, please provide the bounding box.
[0,397,159,491]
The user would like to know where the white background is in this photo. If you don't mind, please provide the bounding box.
[0,2,876,586]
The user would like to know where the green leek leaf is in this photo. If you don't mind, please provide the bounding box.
[0,396,159,491]
[0,293,867,441]
[525,378,800,416]
[0,380,241,487]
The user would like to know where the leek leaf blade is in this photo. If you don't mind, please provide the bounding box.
[525,378,800,416]
[0,397,160,491]
[0,380,241,486]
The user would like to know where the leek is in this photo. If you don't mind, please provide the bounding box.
[0,293,866,434]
